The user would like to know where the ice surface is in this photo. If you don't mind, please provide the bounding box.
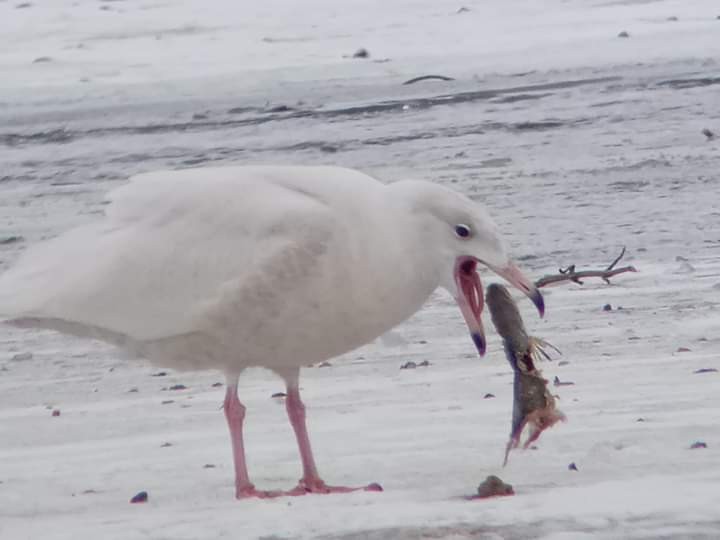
[1,0,720,539]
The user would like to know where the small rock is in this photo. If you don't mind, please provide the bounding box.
[127,387,139,393]
[352,48,369,59]
[636,417,646,422]
[457,6,470,13]
[192,113,208,120]
[568,462,579,471]
[271,392,287,399]
[32,56,53,63]
[160,442,172,448]
[666,16,678,21]
[603,304,612,311]
[694,368,718,374]
[476,475,514,498]
[211,382,223,387]
[417,340,428,344]
[319,145,338,153]
[675,255,688,262]
[617,31,630,38]
[203,464,216,469]
[554,376,575,387]
[266,104,293,113]
[690,441,707,449]
[702,128,715,140]
[82,489,98,494]
[400,361,417,369]
[168,384,187,391]
[11,352,33,362]
[318,361,332,368]
[151,371,168,377]
[0,235,23,245]
[483,393,495,399]
[558,360,570,366]
[161,400,174,405]
[676,347,691,353]
[15,2,33,8]
[418,360,431,367]
[130,491,148,503]
[51,409,61,417]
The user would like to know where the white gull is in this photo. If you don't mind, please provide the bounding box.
[0,165,544,498]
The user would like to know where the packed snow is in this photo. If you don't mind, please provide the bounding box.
[1,0,720,539]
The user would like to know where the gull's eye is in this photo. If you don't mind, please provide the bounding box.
[455,224,472,238]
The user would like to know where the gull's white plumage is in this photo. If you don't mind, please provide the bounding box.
[0,165,542,498]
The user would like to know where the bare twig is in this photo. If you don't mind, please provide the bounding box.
[535,247,637,288]
[402,75,455,85]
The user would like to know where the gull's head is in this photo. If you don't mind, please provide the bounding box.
[392,179,544,356]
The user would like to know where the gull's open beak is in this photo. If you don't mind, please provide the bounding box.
[454,257,544,357]
[487,261,545,318]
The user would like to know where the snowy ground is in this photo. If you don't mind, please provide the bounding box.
[2,0,720,539]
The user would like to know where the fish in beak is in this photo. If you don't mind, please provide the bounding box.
[454,256,544,356]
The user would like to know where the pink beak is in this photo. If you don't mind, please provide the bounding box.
[454,258,544,356]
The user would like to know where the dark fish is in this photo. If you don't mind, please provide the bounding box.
[486,283,566,466]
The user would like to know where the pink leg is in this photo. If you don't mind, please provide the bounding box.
[284,382,382,495]
[224,382,283,499]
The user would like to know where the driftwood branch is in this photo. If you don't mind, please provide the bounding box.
[402,75,455,85]
[535,247,637,288]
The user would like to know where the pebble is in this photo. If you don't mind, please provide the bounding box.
[51,409,61,417]
[617,31,630,38]
[690,441,707,449]
[130,491,148,503]
[211,382,223,387]
[168,384,187,391]
[568,462,579,471]
[400,361,417,369]
[603,304,612,311]
[483,393,495,399]
[352,48,369,59]
[694,368,717,374]
[11,352,33,362]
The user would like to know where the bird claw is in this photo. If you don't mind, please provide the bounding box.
[288,478,383,495]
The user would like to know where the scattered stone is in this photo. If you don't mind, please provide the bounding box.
[130,491,148,503]
[690,441,707,449]
[192,113,208,120]
[666,16,678,21]
[32,56,53,63]
[352,48,369,59]
[400,361,417,369]
[483,393,495,399]
[11,352,33,362]
[457,6,470,13]
[617,31,630,38]
[266,104,293,113]
[418,360,431,367]
[568,462,579,471]
[553,376,575,387]
[82,489,98,494]
[676,347,691,353]
[127,387,139,393]
[271,392,286,399]
[0,235,23,245]
[318,361,332,368]
[558,360,570,366]
[151,371,168,377]
[211,382,223,387]
[636,417,646,422]
[694,368,718,374]
[168,384,187,391]
[603,304,612,311]
[161,400,174,405]
[51,409,61,417]
[475,475,514,498]
[15,2,33,8]
[702,128,715,140]
[160,442,172,448]
[203,464,216,468]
